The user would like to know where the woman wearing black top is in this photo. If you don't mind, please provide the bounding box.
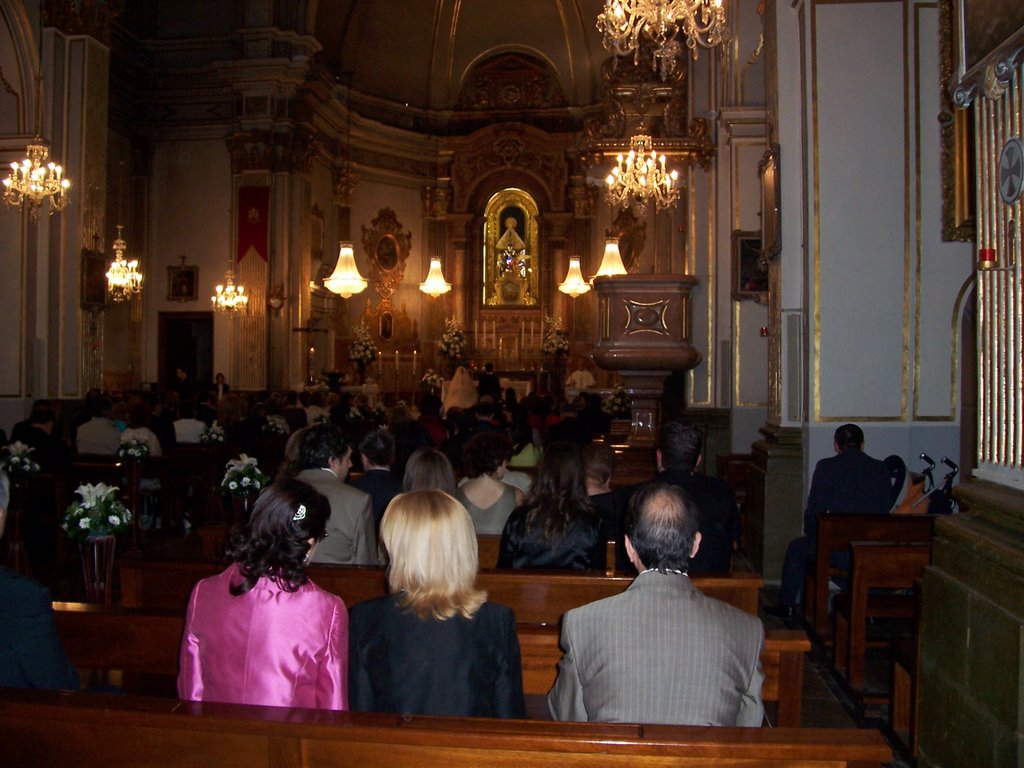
[497,441,606,571]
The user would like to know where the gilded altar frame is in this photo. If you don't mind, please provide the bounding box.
[482,188,540,306]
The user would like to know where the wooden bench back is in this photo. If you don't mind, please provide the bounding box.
[118,559,762,622]
[52,601,809,726]
[0,688,892,767]
[804,513,934,639]
[832,542,932,690]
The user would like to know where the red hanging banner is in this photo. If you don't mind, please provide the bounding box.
[237,186,269,262]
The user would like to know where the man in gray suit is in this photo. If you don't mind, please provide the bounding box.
[548,482,764,726]
[295,424,378,565]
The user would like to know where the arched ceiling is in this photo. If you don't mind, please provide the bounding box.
[314,1,610,113]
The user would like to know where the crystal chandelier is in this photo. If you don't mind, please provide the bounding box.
[558,257,591,297]
[419,257,452,298]
[105,226,143,302]
[212,266,248,313]
[605,134,680,213]
[2,142,71,216]
[596,0,729,79]
[323,242,368,299]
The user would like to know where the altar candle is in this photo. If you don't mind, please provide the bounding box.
[413,350,418,376]
[474,319,479,342]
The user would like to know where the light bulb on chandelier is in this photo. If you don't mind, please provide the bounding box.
[323,242,368,298]
[2,76,72,216]
[105,225,143,302]
[597,0,729,79]
[558,256,592,297]
[605,134,680,214]
[419,257,452,298]
[212,267,248,313]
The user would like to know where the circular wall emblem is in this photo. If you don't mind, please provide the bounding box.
[999,137,1023,206]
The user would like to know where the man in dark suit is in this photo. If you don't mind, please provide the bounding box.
[0,470,80,690]
[766,423,893,619]
[617,421,740,574]
[352,427,403,533]
[548,482,764,726]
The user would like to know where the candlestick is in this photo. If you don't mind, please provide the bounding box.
[413,350,418,376]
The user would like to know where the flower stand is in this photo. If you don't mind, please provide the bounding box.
[80,534,116,605]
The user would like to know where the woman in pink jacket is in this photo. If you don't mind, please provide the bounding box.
[178,478,348,710]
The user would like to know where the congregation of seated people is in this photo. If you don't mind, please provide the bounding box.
[1,375,763,729]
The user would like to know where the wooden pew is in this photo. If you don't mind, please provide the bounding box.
[0,688,892,767]
[832,542,931,692]
[53,601,810,726]
[118,558,763,621]
[803,514,934,641]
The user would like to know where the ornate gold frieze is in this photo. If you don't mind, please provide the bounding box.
[333,166,358,207]
[422,186,451,219]
[450,125,569,211]
[227,128,319,175]
[455,53,567,111]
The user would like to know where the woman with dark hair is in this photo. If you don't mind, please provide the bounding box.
[349,490,526,718]
[454,432,523,534]
[402,447,457,495]
[177,478,348,710]
[497,441,606,571]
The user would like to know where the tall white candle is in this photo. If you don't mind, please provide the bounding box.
[413,350,417,376]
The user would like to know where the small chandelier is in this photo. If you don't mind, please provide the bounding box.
[105,225,143,302]
[593,239,629,280]
[323,242,368,298]
[597,0,729,79]
[558,257,592,297]
[419,257,452,298]
[212,267,248,313]
[605,134,680,214]
[2,142,71,217]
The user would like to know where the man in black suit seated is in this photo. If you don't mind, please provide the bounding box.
[544,401,591,447]
[765,423,893,619]
[16,405,70,474]
[0,470,80,690]
[352,427,403,533]
[617,421,740,574]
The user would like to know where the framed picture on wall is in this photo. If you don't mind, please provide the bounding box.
[759,145,781,261]
[81,248,107,309]
[732,231,768,302]
[168,258,199,302]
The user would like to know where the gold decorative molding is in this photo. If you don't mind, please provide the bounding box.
[938,0,976,242]
[227,128,319,175]
[455,53,567,111]
[361,208,411,304]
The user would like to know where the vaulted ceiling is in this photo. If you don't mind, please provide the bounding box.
[314,1,610,112]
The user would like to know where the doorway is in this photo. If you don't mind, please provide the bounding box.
[158,312,213,391]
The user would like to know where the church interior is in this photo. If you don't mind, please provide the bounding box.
[1,1,1023,766]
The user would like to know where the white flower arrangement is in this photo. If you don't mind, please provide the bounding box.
[118,437,150,461]
[200,421,226,444]
[62,483,132,542]
[438,318,466,362]
[602,385,632,418]
[541,315,570,357]
[221,453,269,498]
[420,369,444,393]
[1,441,40,475]
[349,322,379,366]
[262,418,289,436]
